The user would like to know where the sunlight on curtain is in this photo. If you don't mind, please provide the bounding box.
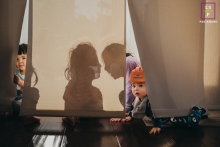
[204,0,220,109]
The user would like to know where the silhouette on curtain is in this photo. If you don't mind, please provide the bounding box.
[63,43,103,110]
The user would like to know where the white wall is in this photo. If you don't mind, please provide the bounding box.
[126,0,140,60]
[19,0,29,44]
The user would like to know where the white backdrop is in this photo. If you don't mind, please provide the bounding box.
[1,0,219,116]
[20,0,125,117]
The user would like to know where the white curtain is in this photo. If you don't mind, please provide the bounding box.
[19,0,29,44]
[204,0,220,110]
[128,0,208,117]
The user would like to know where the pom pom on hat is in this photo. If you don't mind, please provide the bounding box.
[129,66,145,83]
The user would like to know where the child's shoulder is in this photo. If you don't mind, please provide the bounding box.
[15,68,20,75]
[15,68,25,80]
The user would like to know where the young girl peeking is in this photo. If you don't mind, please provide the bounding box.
[123,66,206,135]
[12,44,40,125]
[62,42,103,126]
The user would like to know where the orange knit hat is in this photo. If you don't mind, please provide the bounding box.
[129,66,145,83]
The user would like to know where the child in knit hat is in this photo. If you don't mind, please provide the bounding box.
[124,66,206,135]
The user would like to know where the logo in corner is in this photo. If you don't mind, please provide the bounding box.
[200,2,216,20]
[200,2,217,23]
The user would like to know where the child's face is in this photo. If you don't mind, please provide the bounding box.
[102,54,123,79]
[16,53,27,73]
[131,82,147,99]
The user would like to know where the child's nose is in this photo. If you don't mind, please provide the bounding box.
[18,59,23,63]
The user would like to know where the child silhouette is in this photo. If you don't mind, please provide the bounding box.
[62,43,103,125]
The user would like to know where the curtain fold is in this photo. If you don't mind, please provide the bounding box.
[128,0,207,117]
[204,0,220,109]
[0,0,27,111]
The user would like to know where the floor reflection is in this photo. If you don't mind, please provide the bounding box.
[32,135,67,147]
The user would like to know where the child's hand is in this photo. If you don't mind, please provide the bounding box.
[110,118,123,122]
[13,75,24,87]
[149,127,161,135]
[121,116,132,122]
[13,75,20,85]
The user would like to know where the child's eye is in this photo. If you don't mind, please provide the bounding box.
[139,84,143,87]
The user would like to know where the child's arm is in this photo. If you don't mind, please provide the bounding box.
[144,98,162,134]
[149,118,162,135]
[13,75,24,88]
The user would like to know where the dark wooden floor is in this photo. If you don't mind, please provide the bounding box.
[0,115,220,147]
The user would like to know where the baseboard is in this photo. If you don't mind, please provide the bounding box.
[207,105,220,110]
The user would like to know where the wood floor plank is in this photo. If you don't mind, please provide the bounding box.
[88,132,119,147]
[115,131,143,147]
[111,119,209,147]
[111,119,175,147]
[63,118,120,147]
[63,129,90,147]
[199,127,220,147]
[1,116,220,147]
[160,127,205,147]
[73,117,115,132]
[0,116,42,147]
[30,135,63,147]
[63,131,119,147]
[3,134,35,147]
[34,122,65,135]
